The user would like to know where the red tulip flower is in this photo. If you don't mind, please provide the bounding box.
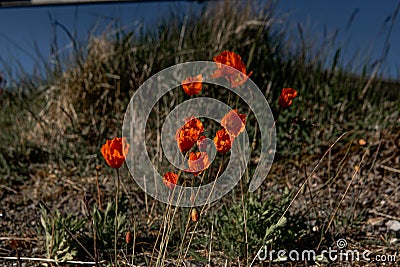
[220,109,246,137]
[163,172,178,190]
[100,137,129,169]
[175,116,204,152]
[213,128,234,154]
[211,51,252,88]
[182,74,203,96]
[278,88,298,108]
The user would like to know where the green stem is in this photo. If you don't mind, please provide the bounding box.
[114,168,120,266]
[274,106,282,125]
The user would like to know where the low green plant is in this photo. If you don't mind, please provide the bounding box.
[39,205,86,262]
[213,187,308,261]
[92,199,127,255]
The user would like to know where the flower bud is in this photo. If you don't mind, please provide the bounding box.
[125,231,132,244]
[191,208,199,222]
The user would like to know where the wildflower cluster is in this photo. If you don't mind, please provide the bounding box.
[99,50,298,192]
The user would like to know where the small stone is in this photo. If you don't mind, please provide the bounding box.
[386,220,400,232]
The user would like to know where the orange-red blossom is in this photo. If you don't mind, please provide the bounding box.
[176,116,204,152]
[213,128,234,154]
[182,74,203,96]
[220,109,246,137]
[211,51,252,88]
[213,109,247,154]
[163,172,178,190]
[278,88,298,108]
[100,137,130,169]
[186,151,211,176]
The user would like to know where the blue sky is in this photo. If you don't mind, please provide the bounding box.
[277,0,400,79]
[0,0,399,80]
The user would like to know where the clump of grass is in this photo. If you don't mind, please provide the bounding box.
[39,204,87,262]
[213,188,309,262]
[92,199,128,260]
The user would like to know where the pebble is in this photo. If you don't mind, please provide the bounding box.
[386,220,400,232]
